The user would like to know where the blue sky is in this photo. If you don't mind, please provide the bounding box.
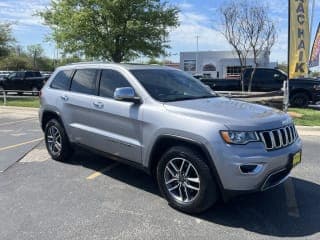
[0,0,320,64]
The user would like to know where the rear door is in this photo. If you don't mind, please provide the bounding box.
[88,69,142,163]
[61,68,99,146]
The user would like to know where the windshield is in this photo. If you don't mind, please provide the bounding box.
[130,69,217,102]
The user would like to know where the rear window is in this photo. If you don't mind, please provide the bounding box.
[50,70,73,90]
[70,69,98,95]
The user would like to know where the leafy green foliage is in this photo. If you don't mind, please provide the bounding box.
[39,0,179,62]
[0,22,15,57]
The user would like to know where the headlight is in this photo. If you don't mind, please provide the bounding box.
[220,131,259,145]
[314,84,320,91]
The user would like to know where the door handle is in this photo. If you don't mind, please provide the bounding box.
[93,101,104,109]
[60,95,69,101]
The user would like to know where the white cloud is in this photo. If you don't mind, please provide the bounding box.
[0,0,49,28]
[168,11,231,57]
[178,2,193,10]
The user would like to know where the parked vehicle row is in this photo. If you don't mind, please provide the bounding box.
[39,63,302,213]
[0,71,50,95]
[198,68,320,107]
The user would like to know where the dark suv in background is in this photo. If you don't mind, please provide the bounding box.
[0,71,48,95]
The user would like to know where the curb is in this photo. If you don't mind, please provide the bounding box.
[296,126,320,136]
[0,106,39,111]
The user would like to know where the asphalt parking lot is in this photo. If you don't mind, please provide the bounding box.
[0,108,320,240]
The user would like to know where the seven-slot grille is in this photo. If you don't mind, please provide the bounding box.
[259,124,298,150]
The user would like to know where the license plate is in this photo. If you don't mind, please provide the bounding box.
[292,151,301,167]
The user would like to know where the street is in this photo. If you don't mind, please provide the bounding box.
[0,109,320,240]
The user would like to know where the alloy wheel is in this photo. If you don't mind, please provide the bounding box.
[46,125,62,155]
[164,157,200,203]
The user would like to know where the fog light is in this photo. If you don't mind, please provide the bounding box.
[239,164,263,174]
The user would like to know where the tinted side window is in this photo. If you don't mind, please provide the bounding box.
[51,70,73,90]
[25,72,32,78]
[99,70,131,98]
[70,69,98,95]
[16,72,24,78]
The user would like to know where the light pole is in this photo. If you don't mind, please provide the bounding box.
[196,35,200,73]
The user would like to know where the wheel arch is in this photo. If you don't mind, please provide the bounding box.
[148,135,224,194]
[41,110,63,131]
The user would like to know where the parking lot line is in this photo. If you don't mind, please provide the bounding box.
[86,162,119,180]
[0,118,38,127]
[0,137,43,152]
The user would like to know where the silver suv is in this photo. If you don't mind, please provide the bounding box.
[39,63,302,213]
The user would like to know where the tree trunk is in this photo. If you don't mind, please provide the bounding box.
[248,51,258,92]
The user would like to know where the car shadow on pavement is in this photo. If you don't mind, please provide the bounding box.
[68,149,160,195]
[68,150,320,238]
[199,177,320,238]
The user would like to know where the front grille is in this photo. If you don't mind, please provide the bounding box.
[259,124,298,150]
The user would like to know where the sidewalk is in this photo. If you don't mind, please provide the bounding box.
[0,106,38,119]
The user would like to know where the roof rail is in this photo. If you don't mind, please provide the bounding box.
[66,61,112,65]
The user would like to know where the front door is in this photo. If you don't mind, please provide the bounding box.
[88,69,142,163]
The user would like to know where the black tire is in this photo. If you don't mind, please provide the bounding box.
[31,86,39,96]
[290,93,309,108]
[157,146,219,214]
[45,119,73,162]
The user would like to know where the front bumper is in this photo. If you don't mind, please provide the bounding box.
[208,137,302,192]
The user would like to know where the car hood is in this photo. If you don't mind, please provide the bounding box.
[163,97,292,131]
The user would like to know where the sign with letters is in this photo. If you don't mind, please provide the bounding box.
[289,0,310,78]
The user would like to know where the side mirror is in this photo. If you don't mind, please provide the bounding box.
[114,87,140,103]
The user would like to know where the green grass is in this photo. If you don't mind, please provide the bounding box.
[289,108,320,126]
[0,97,40,108]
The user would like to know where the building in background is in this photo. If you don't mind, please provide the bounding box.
[180,50,277,78]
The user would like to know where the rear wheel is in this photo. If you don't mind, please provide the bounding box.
[157,146,219,214]
[31,86,39,96]
[45,119,73,161]
[290,93,309,108]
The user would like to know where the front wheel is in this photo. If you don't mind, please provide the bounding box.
[157,146,219,214]
[290,93,309,108]
[45,119,73,161]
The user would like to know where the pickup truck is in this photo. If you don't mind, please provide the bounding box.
[199,68,320,107]
[0,71,48,95]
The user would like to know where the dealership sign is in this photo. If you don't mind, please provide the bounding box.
[289,0,310,78]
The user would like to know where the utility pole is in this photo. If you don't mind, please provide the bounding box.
[196,35,200,73]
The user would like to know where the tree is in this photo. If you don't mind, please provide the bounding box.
[0,22,15,57]
[39,0,179,63]
[219,1,250,91]
[219,0,277,91]
[27,44,44,69]
[240,1,277,91]
[0,55,32,71]
[277,63,288,74]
